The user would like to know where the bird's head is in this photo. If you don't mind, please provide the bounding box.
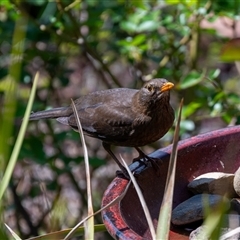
[139,78,174,106]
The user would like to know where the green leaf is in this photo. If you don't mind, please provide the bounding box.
[120,21,138,33]
[138,21,159,32]
[209,69,221,79]
[182,102,202,118]
[131,34,146,46]
[26,0,47,6]
[179,71,204,89]
[211,92,225,105]
[227,93,240,105]
[222,112,233,123]
[165,0,197,6]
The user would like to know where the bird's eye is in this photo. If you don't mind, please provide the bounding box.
[146,84,153,92]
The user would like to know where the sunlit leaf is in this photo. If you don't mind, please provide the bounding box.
[182,102,202,118]
[178,71,204,89]
[138,21,159,32]
[212,92,225,104]
[120,21,138,33]
[209,68,221,79]
[165,0,197,6]
[131,34,146,45]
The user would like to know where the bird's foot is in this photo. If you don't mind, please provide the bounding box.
[133,147,162,175]
[116,156,162,179]
[134,155,161,173]
[146,156,162,175]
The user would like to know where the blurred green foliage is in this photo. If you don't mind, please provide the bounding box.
[0,0,240,238]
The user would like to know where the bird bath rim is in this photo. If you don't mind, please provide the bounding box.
[101,125,240,240]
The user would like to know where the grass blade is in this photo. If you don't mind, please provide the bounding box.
[28,224,106,240]
[156,98,183,239]
[65,99,94,240]
[4,224,22,240]
[200,196,229,239]
[0,16,27,169]
[121,156,156,240]
[0,73,39,200]
[220,227,240,240]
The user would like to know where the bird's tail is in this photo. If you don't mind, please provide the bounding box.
[29,107,70,120]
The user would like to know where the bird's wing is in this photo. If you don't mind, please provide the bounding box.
[66,103,137,141]
[56,88,140,142]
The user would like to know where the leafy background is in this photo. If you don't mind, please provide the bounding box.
[0,0,240,239]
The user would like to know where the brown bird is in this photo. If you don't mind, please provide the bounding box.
[29,78,174,177]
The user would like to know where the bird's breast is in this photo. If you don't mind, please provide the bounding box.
[122,106,174,147]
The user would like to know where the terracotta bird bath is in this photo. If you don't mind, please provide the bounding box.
[101,125,240,239]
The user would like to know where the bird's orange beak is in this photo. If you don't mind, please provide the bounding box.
[160,82,174,92]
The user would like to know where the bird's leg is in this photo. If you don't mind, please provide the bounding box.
[134,147,161,174]
[102,142,129,179]
[134,147,151,162]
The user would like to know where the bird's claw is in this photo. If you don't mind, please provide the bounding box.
[133,154,162,176]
